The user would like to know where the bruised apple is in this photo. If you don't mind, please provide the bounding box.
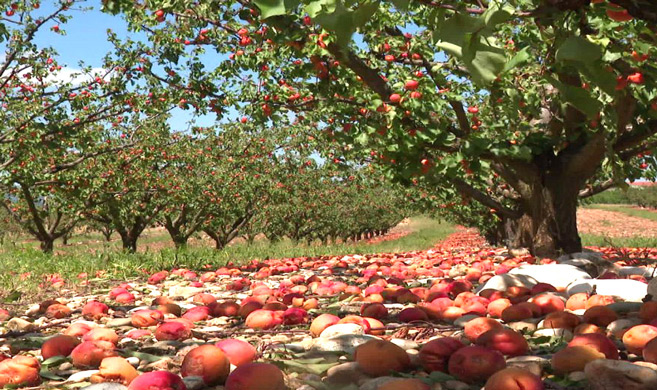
[448,346,506,383]
[464,317,503,342]
[90,357,139,385]
[419,337,465,372]
[568,333,619,360]
[622,325,657,354]
[131,309,164,328]
[83,327,119,344]
[0,355,41,388]
[216,339,257,367]
[476,328,529,357]
[225,362,286,390]
[310,313,340,337]
[71,340,117,368]
[155,321,192,341]
[245,309,283,330]
[128,371,187,390]
[484,367,544,390]
[354,339,410,376]
[181,345,230,385]
[551,346,605,374]
[82,301,110,320]
[41,335,80,359]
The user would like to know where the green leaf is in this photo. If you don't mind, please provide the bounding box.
[581,64,617,95]
[2,290,21,303]
[354,133,369,145]
[390,0,409,10]
[120,350,169,363]
[305,0,337,18]
[556,36,602,64]
[434,13,482,56]
[353,2,379,28]
[278,358,339,375]
[41,355,68,367]
[254,0,288,19]
[483,3,515,27]
[314,1,378,46]
[39,370,64,381]
[464,43,507,85]
[435,14,505,85]
[546,76,602,118]
[428,370,457,382]
[503,47,531,72]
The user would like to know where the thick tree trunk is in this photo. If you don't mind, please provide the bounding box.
[118,231,138,253]
[40,237,54,253]
[165,225,188,249]
[507,180,582,257]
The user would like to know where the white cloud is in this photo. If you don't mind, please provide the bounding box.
[1,61,109,88]
[44,66,109,86]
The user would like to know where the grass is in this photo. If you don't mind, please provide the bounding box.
[0,217,454,302]
[585,203,657,222]
[582,234,657,248]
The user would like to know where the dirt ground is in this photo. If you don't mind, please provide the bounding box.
[577,207,657,237]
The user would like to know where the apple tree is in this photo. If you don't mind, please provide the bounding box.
[0,0,170,252]
[104,0,657,255]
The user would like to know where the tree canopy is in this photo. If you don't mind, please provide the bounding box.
[99,0,657,255]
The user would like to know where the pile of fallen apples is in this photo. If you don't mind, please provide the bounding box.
[2,227,657,390]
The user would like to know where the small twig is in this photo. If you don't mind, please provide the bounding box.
[0,318,71,339]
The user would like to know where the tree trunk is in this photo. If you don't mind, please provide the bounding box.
[119,231,138,253]
[165,225,188,249]
[40,237,54,253]
[213,238,225,250]
[507,179,582,257]
[102,229,113,242]
[172,236,188,249]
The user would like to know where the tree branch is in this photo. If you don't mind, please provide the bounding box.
[449,177,522,219]
[579,178,617,198]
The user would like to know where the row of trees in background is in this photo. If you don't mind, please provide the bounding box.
[585,184,657,208]
[4,0,657,256]
[1,123,408,253]
[105,0,657,256]
[0,1,408,253]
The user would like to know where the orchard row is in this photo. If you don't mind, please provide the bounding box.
[1,123,409,253]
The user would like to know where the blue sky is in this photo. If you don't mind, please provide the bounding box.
[29,0,215,130]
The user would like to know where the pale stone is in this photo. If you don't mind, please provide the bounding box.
[508,264,592,289]
[181,376,205,390]
[6,318,34,332]
[390,338,418,350]
[326,362,369,385]
[476,274,538,294]
[358,376,397,390]
[585,359,657,390]
[68,370,99,382]
[567,279,648,302]
[320,323,365,339]
[106,318,133,328]
[506,356,549,377]
[81,384,128,390]
[309,334,379,355]
[168,286,203,299]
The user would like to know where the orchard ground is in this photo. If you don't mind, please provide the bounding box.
[0,217,454,302]
[2,208,657,389]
